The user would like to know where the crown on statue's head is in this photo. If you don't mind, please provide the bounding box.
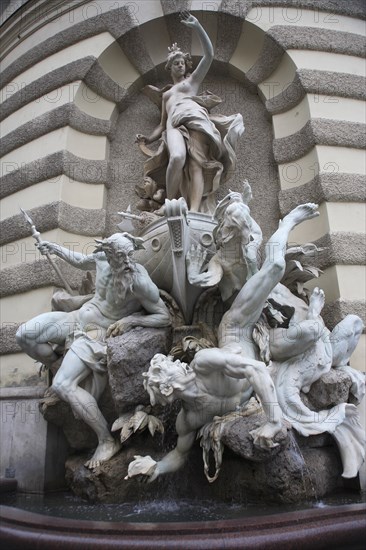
[165,43,193,72]
[168,43,182,54]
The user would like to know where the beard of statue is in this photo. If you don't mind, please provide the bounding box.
[111,263,135,300]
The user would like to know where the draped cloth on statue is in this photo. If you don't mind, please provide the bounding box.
[66,329,107,399]
[142,93,244,214]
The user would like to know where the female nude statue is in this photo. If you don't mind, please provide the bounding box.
[136,11,244,213]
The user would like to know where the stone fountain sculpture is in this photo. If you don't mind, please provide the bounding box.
[16,233,171,468]
[19,12,364,504]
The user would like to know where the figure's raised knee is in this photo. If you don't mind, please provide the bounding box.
[169,151,186,169]
[52,378,72,399]
[15,323,32,349]
[15,324,25,346]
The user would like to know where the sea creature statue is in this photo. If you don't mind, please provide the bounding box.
[187,181,262,302]
[270,301,365,478]
[16,233,170,468]
[135,11,244,214]
[198,286,365,482]
[125,204,321,482]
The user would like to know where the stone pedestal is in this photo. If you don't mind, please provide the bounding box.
[0,387,68,492]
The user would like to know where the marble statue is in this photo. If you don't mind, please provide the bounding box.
[19,13,364,503]
[125,203,320,482]
[16,233,170,468]
[187,181,262,301]
[136,11,244,213]
[268,293,365,478]
[196,286,365,482]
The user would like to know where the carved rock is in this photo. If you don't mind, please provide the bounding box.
[220,412,288,462]
[65,428,344,504]
[107,326,173,413]
[41,387,117,450]
[301,368,353,411]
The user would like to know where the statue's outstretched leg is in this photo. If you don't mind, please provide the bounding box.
[331,314,365,402]
[331,315,364,367]
[221,203,319,332]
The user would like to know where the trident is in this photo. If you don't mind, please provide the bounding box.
[20,208,73,294]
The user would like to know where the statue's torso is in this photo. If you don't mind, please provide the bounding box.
[79,258,141,328]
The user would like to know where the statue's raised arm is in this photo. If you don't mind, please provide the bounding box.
[136,12,244,214]
[180,11,214,89]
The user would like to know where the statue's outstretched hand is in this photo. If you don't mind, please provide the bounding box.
[249,422,281,449]
[180,11,199,28]
[36,240,56,255]
[106,318,133,338]
[124,455,158,483]
[186,244,207,278]
[135,134,148,144]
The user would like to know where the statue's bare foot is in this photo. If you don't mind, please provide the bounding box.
[307,287,325,319]
[283,203,319,227]
[84,439,121,469]
[249,421,282,449]
[154,205,165,216]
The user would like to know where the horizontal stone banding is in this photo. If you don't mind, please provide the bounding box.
[278,173,366,214]
[245,35,284,85]
[268,26,366,58]
[1,58,97,122]
[0,104,112,158]
[322,299,366,330]
[83,62,132,108]
[1,152,108,200]
[117,27,156,76]
[0,202,106,246]
[220,0,366,20]
[266,70,366,115]
[0,323,21,354]
[0,258,86,299]
[312,232,366,270]
[1,6,141,90]
[215,13,244,63]
[273,120,366,164]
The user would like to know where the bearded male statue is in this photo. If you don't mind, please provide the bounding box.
[16,233,170,468]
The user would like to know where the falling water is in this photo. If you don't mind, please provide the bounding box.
[286,431,318,500]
